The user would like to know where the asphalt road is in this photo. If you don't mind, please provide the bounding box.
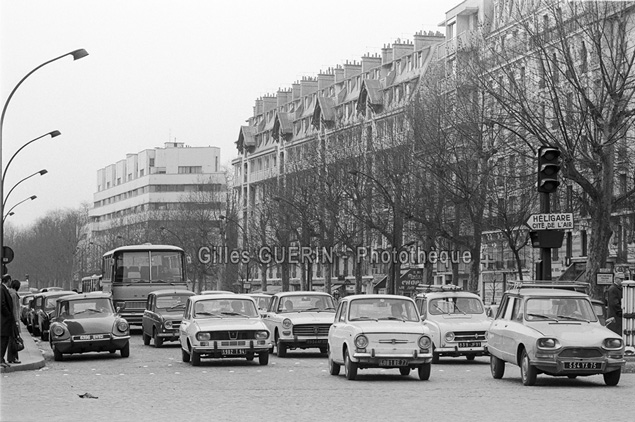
[2,329,634,422]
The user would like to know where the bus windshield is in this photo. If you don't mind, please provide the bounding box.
[115,250,184,283]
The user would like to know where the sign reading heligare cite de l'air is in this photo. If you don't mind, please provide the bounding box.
[526,213,574,230]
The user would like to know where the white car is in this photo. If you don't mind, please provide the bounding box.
[415,287,490,363]
[262,291,336,357]
[179,294,272,366]
[328,294,433,380]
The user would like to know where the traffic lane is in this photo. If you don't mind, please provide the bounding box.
[4,334,634,422]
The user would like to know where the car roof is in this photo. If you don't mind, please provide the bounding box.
[507,280,591,293]
[416,291,482,299]
[200,290,234,294]
[59,292,112,301]
[150,289,194,296]
[342,294,415,302]
[189,294,255,302]
[273,291,332,298]
[37,290,77,298]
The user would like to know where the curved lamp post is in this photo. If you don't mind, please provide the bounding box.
[1,48,88,270]
[3,195,37,223]
[3,169,47,208]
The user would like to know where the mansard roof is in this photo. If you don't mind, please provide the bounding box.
[357,79,384,114]
[312,96,337,128]
[273,112,293,141]
[236,125,256,153]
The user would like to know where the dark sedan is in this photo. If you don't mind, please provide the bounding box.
[142,289,194,347]
[27,290,77,339]
[48,292,130,361]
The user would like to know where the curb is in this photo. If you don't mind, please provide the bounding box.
[0,322,46,374]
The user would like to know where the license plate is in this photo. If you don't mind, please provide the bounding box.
[379,359,409,367]
[221,349,246,355]
[79,334,105,340]
[306,339,327,344]
[458,342,481,348]
[564,361,601,369]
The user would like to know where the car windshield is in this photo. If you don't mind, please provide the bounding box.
[429,297,484,315]
[156,295,190,311]
[44,296,66,310]
[348,298,420,322]
[277,295,335,313]
[253,296,271,310]
[525,297,597,322]
[60,298,114,317]
[193,299,259,318]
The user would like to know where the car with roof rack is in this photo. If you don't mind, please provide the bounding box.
[487,286,625,386]
[142,289,195,347]
[414,285,490,363]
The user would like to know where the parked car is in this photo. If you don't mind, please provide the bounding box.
[27,290,77,340]
[328,294,433,380]
[19,294,35,325]
[179,294,271,366]
[487,286,625,386]
[48,292,131,361]
[248,293,272,316]
[262,291,336,357]
[591,298,607,326]
[414,286,490,363]
[142,289,195,347]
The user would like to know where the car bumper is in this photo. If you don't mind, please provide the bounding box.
[53,336,130,354]
[532,357,626,375]
[279,337,329,348]
[352,350,433,367]
[192,341,271,357]
[435,343,488,356]
[156,330,180,340]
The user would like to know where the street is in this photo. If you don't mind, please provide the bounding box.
[2,329,634,421]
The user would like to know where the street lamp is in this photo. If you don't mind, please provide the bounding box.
[3,169,47,208]
[348,169,403,295]
[3,195,37,223]
[1,48,88,271]
[219,215,250,292]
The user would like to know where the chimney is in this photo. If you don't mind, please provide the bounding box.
[292,82,301,99]
[343,60,362,79]
[381,44,393,65]
[254,98,263,116]
[392,38,414,59]
[361,54,382,73]
[334,65,345,83]
[317,70,335,91]
[300,76,318,97]
[277,89,291,107]
[414,30,445,50]
[262,95,277,113]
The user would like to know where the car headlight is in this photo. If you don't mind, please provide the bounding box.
[445,332,455,342]
[116,320,129,333]
[197,332,211,341]
[418,335,432,349]
[164,320,173,329]
[282,318,292,329]
[603,338,623,350]
[52,325,65,336]
[354,335,369,349]
[255,330,269,340]
[537,338,561,349]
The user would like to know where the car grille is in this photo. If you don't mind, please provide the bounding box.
[558,348,603,358]
[453,331,487,342]
[126,301,146,310]
[207,331,262,340]
[293,324,331,336]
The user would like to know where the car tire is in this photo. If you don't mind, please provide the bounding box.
[32,321,40,337]
[277,339,287,358]
[143,332,151,346]
[120,342,130,358]
[319,346,328,355]
[181,345,190,363]
[191,350,201,366]
[246,353,255,361]
[520,349,537,386]
[344,349,357,380]
[432,345,439,364]
[490,355,505,379]
[603,369,621,386]
[418,363,431,381]
[41,329,48,342]
[466,354,476,361]
[399,367,411,376]
[153,330,163,348]
[328,349,340,376]
[53,345,63,362]
[258,352,269,366]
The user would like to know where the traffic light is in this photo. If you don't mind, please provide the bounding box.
[537,146,561,193]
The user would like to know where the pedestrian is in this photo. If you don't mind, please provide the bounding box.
[1,274,16,368]
[606,273,624,336]
[7,279,21,364]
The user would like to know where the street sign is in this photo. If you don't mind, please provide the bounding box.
[597,273,613,285]
[399,268,423,290]
[526,213,573,230]
[2,246,14,264]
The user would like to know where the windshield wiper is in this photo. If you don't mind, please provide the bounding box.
[196,312,221,318]
[557,315,589,322]
[167,304,185,311]
[350,316,378,322]
[433,304,450,314]
[527,313,558,321]
[220,312,246,317]
[379,316,404,321]
[453,305,467,315]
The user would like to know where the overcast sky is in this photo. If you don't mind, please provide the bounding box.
[1,0,457,228]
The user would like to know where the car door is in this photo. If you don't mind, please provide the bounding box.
[179,299,193,348]
[261,296,280,335]
[495,296,521,363]
[487,295,510,359]
[329,301,348,362]
[142,294,154,336]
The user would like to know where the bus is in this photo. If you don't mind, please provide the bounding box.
[98,244,189,325]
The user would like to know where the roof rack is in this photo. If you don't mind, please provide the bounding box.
[508,280,591,293]
[415,284,463,293]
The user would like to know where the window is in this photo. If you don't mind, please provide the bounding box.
[178,166,202,174]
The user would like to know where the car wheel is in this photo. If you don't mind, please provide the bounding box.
[344,349,357,380]
[277,339,287,358]
[120,342,130,358]
[32,322,40,337]
[153,330,163,348]
[191,350,201,366]
[246,353,255,361]
[53,345,63,362]
[490,355,505,379]
[399,367,411,376]
[142,331,151,346]
[603,369,621,386]
[41,329,48,342]
[418,363,431,381]
[181,345,190,363]
[432,344,439,364]
[258,352,269,366]
[328,349,340,376]
[466,354,476,361]
[319,346,328,355]
[520,349,537,386]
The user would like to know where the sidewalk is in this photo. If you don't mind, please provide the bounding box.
[0,322,45,374]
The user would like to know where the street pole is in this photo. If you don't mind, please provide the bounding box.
[540,192,552,280]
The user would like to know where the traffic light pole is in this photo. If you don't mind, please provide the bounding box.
[540,192,552,280]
